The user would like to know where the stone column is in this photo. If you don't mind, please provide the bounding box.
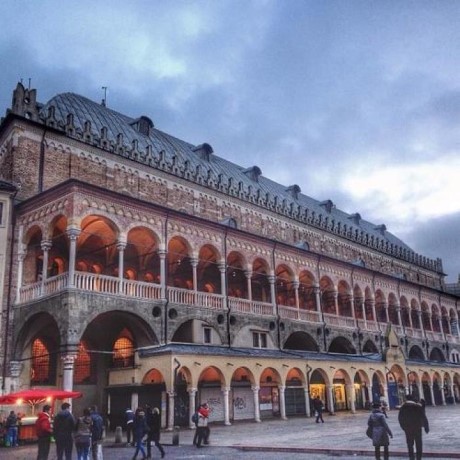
[188,388,197,429]
[15,247,26,301]
[417,310,424,333]
[304,387,311,417]
[293,279,300,312]
[429,313,434,333]
[131,393,139,412]
[67,227,80,287]
[245,270,252,301]
[252,386,261,422]
[159,249,167,300]
[396,305,402,327]
[9,361,23,392]
[279,385,287,420]
[191,257,198,291]
[383,385,389,409]
[429,384,436,407]
[370,298,377,323]
[314,285,321,313]
[222,386,232,425]
[268,273,276,314]
[219,262,227,308]
[62,354,76,392]
[450,381,457,405]
[333,291,339,316]
[382,301,389,323]
[349,295,355,319]
[117,241,126,294]
[167,391,175,430]
[40,240,52,294]
[441,385,446,406]
[326,385,335,414]
[346,384,356,414]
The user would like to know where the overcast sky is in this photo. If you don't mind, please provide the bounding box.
[0,1,459,282]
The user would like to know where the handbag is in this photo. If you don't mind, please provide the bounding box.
[366,426,373,438]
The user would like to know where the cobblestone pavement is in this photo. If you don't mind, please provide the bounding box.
[2,404,460,459]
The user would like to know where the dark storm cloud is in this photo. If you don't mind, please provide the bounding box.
[0,0,459,281]
[405,212,460,281]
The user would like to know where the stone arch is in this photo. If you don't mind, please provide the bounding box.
[362,339,379,353]
[328,336,357,354]
[227,250,247,298]
[299,270,317,310]
[337,279,352,317]
[275,263,295,307]
[320,275,335,314]
[171,319,223,345]
[168,235,193,289]
[284,331,319,352]
[409,345,425,360]
[197,243,222,294]
[429,347,445,362]
[251,257,271,303]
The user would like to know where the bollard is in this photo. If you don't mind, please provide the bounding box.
[114,426,123,444]
[172,425,180,446]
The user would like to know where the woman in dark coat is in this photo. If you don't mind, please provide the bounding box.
[145,407,165,459]
[368,402,393,460]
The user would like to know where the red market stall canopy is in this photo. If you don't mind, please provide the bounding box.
[0,389,82,413]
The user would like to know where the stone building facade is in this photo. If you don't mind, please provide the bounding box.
[0,82,459,430]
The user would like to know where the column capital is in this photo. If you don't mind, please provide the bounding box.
[66,227,81,240]
[40,240,52,251]
[116,241,127,251]
[278,385,286,392]
[251,385,260,392]
[188,387,198,395]
[190,257,198,267]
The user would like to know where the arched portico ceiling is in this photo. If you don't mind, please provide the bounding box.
[310,368,330,385]
[81,310,158,350]
[142,368,165,384]
[260,367,282,385]
[332,368,352,385]
[231,367,255,385]
[198,366,226,387]
[286,367,306,385]
[14,312,60,358]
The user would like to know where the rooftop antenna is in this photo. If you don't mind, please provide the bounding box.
[28,78,31,90]
[101,86,107,107]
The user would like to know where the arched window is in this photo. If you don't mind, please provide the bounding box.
[31,338,56,385]
[74,342,93,384]
[112,337,134,368]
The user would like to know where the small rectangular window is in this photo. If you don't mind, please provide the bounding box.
[203,327,211,344]
[252,332,267,348]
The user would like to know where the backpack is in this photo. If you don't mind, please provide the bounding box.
[191,412,198,425]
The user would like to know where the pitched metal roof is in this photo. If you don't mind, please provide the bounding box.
[39,92,413,253]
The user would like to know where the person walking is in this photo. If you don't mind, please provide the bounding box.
[398,394,429,460]
[145,406,165,459]
[35,404,53,460]
[74,408,93,460]
[368,402,393,460]
[89,405,104,460]
[125,408,135,446]
[313,396,325,423]
[5,410,19,447]
[195,403,210,448]
[132,408,148,460]
[53,402,76,460]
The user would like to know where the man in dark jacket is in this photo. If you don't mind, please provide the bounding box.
[90,405,104,460]
[53,402,76,460]
[398,394,429,460]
